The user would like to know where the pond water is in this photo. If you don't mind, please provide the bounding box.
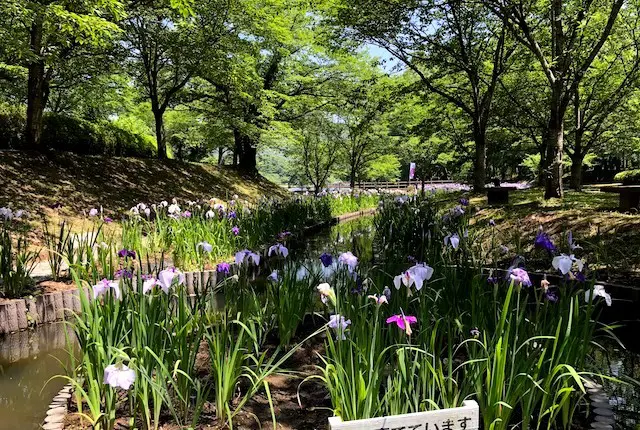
[0,323,73,430]
[0,215,638,429]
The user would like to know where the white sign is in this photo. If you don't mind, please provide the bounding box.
[328,400,479,430]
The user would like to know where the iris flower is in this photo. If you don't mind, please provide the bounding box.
[268,243,289,258]
[586,284,612,306]
[104,364,136,390]
[235,249,260,266]
[367,294,388,305]
[317,283,336,305]
[268,270,279,282]
[232,226,240,236]
[89,208,98,217]
[509,267,532,287]
[93,279,121,299]
[319,253,333,267]
[197,241,213,253]
[328,314,351,340]
[552,254,584,275]
[142,277,160,294]
[217,262,231,275]
[444,233,460,250]
[534,228,556,253]
[206,210,215,219]
[338,251,358,272]
[393,263,434,291]
[157,267,185,293]
[568,231,582,251]
[386,314,417,336]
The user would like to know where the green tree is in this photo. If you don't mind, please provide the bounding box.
[0,0,123,147]
[485,0,626,198]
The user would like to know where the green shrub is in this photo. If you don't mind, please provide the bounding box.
[614,169,640,185]
[0,103,26,148]
[0,105,155,157]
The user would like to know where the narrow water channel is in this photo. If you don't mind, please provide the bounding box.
[0,323,73,429]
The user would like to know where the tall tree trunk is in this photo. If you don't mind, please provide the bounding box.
[153,106,167,160]
[349,162,357,189]
[544,101,565,199]
[218,147,224,165]
[472,122,487,192]
[234,130,257,173]
[570,86,584,190]
[26,13,48,149]
[570,152,584,190]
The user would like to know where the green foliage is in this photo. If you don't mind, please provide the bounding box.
[366,154,401,181]
[0,107,156,157]
[614,169,640,184]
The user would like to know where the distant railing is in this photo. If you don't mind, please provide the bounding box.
[287,180,459,192]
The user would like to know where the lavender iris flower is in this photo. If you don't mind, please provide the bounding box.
[338,252,358,272]
[197,241,213,253]
[268,270,279,282]
[89,208,99,217]
[232,226,240,236]
[228,210,237,219]
[268,243,289,258]
[115,268,133,279]
[104,217,113,223]
[328,314,351,340]
[509,268,532,287]
[234,250,260,266]
[459,198,469,206]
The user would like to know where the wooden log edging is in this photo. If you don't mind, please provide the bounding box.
[42,384,72,430]
[0,290,83,335]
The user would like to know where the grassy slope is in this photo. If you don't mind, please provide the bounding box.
[0,151,288,219]
[470,186,640,278]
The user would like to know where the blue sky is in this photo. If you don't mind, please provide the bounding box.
[365,43,403,73]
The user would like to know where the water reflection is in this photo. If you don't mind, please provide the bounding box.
[0,323,74,430]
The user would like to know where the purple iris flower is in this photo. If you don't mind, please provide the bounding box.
[104,217,113,223]
[489,219,496,227]
[278,231,292,240]
[487,276,499,285]
[182,210,192,218]
[228,211,237,219]
[217,262,231,275]
[544,289,559,303]
[117,249,136,259]
[231,226,240,236]
[319,253,333,267]
[534,230,556,253]
[115,268,133,279]
[459,198,469,206]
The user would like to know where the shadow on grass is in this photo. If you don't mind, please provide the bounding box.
[0,151,287,217]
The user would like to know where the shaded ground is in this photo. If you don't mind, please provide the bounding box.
[470,186,640,282]
[0,150,287,219]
